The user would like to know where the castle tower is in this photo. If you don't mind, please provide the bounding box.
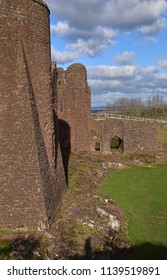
[55,64,91,152]
[0,0,66,229]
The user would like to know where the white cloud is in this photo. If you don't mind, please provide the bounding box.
[115,51,135,65]
[158,55,167,68]
[143,36,158,43]
[51,45,79,64]
[88,65,136,79]
[68,37,115,57]
[51,21,70,37]
[46,0,167,30]
[51,22,116,57]
[45,1,167,104]
[89,79,123,90]
[87,64,167,105]
[157,74,167,79]
[158,60,167,68]
[139,17,167,35]
[46,0,167,61]
[68,39,102,57]
[135,66,159,76]
[51,22,116,39]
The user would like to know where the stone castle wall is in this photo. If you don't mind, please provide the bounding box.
[0,0,66,229]
[55,64,91,152]
[54,61,167,155]
[90,118,167,153]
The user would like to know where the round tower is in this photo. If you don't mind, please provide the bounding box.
[0,0,66,229]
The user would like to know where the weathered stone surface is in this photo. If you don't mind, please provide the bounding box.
[90,118,167,153]
[97,207,120,232]
[54,64,91,152]
[0,0,66,229]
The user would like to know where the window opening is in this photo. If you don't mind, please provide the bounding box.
[60,102,63,112]
[95,141,101,151]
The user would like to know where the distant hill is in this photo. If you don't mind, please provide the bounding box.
[91,106,106,113]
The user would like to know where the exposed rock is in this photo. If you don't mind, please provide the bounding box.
[96,207,120,232]
[82,220,95,228]
[93,195,113,204]
[108,162,125,169]
[133,159,144,165]
[102,162,108,169]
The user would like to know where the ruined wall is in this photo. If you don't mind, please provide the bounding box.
[91,118,167,153]
[54,60,167,155]
[123,120,157,152]
[156,123,167,150]
[90,119,123,152]
[55,64,91,152]
[0,0,66,229]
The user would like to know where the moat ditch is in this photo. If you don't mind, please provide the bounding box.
[0,150,167,259]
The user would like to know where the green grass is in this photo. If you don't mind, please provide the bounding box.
[0,230,12,259]
[0,240,12,259]
[99,164,167,259]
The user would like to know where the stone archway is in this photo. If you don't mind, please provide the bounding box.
[110,135,124,152]
[90,132,102,152]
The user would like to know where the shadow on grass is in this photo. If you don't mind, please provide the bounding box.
[0,240,12,259]
[0,236,40,260]
[56,237,167,260]
[129,242,167,260]
[1,235,167,260]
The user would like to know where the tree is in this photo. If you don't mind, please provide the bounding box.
[106,94,167,118]
[146,94,165,117]
[107,97,143,116]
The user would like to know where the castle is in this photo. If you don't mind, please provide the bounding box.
[54,64,167,154]
[1,0,167,230]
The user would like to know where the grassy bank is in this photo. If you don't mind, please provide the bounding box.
[1,154,167,260]
[99,164,167,259]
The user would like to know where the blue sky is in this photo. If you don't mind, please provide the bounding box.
[45,0,167,107]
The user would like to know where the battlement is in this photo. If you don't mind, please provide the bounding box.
[33,0,50,11]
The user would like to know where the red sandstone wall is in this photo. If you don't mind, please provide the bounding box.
[123,120,157,152]
[0,0,66,229]
[90,119,123,152]
[90,118,167,153]
[56,64,91,152]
